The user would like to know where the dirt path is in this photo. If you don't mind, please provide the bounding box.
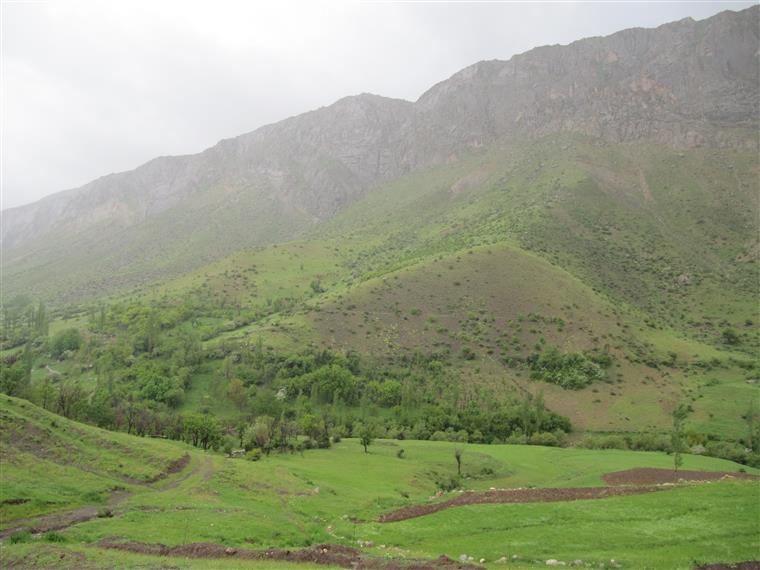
[0,454,194,539]
[97,540,485,569]
[603,468,759,486]
[378,485,670,523]
[157,455,209,492]
[0,490,130,539]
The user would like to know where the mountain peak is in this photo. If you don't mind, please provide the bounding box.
[3,7,758,301]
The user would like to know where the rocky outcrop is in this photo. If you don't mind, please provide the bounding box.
[2,7,757,296]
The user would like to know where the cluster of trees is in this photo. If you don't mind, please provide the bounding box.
[4,292,756,469]
[578,402,760,469]
[526,345,611,389]
[1,296,49,350]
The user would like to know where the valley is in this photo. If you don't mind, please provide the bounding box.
[1,6,759,569]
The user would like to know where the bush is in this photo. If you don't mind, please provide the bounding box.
[579,435,629,450]
[9,531,31,544]
[627,433,670,452]
[527,346,606,389]
[43,531,67,543]
[246,448,263,461]
[528,431,560,447]
[222,436,235,457]
[706,441,746,464]
[429,428,468,442]
[51,328,82,358]
[434,474,461,492]
[722,328,740,345]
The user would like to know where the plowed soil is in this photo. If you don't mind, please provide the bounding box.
[378,486,668,523]
[603,468,759,486]
[96,540,485,569]
[693,562,760,570]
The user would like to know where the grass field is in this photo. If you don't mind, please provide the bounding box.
[1,396,758,569]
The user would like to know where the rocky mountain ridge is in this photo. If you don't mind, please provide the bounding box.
[2,6,757,299]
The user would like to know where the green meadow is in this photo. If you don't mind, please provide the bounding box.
[1,396,758,570]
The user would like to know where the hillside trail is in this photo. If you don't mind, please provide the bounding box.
[0,489,131,539]
[0,453,206,539]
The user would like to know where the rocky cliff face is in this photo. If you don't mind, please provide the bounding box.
[416,8,758,149]
[2,7,757,297]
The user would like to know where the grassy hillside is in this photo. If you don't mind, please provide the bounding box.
[0,395,188,523]
[98,135,755,436]
[1,397,758,569]
[2,135,757,449]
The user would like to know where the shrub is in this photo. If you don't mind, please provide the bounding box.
[528,431,560,447]
[722,328,740,345]
[51,328,82,358]
[43,531,67,543]
[246,448,263,462]
[434,474,461,492]
[706,441,746,464]
[9,531,31,544]
[527,346,606,389]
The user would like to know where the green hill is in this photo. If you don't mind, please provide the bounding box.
[1,396,758,569]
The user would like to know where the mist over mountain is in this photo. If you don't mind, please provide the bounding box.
[2,8,759,567]
[2,6,757,301]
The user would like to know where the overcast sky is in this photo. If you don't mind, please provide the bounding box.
[1,1,755,210]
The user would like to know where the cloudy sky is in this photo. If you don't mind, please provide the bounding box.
[2,0,754,210]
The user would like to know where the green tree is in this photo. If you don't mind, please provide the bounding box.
[34,302,48,337]
[247,415,275,453]
[358,422,375,453]
[51,328,82,358]
[454,448,464,476]
[299,413,324,443]
[671,403,690,473]
[746,402,760,453]
[227,378,248,410]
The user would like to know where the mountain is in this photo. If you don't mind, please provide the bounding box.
[2,6,758,302]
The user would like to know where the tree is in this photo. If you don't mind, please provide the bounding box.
[227,378,247,410]
[671,403,689,474]
[34,302,48,337]
[0,359,26,396]
[746,402,760,453]
[358,422,375,453]
[454,448,464,476]
[51,328,82,358]
[247,415,275,453]
[299,413,324,443]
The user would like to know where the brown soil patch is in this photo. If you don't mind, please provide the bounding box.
[0,455,193,539]
[603,468,759,486]
[0,491,130,539]
[2,544,90,569]
[694,562,760,570]
[379,486,669,523]
[97,540,484,569]
[0,499,29,506]
[146,454,190,484]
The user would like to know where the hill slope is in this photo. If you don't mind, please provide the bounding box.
[1,396,758,570]
[2,6,758,302]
